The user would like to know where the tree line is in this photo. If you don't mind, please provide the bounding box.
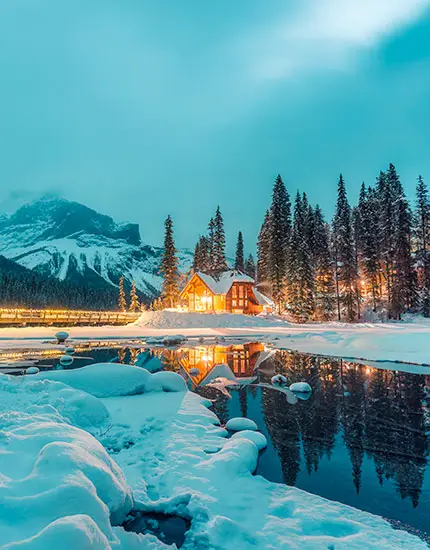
[257,166,430,321]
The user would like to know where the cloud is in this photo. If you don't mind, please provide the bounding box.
[245,0,430,79]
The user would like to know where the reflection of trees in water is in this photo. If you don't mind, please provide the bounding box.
[341,363,366,493]
[261,351,429,507]
[262,385,301,485]
[364,370,427,507]
[118,348,126,364]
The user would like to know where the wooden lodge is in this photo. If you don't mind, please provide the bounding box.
[179,270,273,315]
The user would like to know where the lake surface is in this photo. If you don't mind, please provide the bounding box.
[16,341,430,539]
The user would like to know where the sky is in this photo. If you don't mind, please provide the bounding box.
[0,1,430,254]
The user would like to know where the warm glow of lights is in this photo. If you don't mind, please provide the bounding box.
[366,367,372,375]
[361,279,366,287]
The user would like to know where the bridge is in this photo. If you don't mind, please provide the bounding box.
[0,308,141,327]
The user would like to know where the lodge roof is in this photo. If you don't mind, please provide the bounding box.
[193,270,255,295]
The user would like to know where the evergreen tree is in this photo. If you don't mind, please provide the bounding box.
[207,217,216,272]
[212,206,228,274]
[118,275,127,311]
[245,254,256,279]
[358,185,380,312]
[391,174,414,319]
[377,169,396,314]
[268,174,291,311]
[129,280,140,312]
[160,215,180,308]
[257,210,271,288]
[313,206,335,320]
[193,240,201,271]
[332,174,357,321]
[235,231,245,272]
[414,175,430,316]
[286,193,314,321]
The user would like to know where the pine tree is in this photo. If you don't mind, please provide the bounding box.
[193,240,201,271]
[118,275,127,311]
[212,206,228,275]
[268,174,291,311]
[377,169,396,314]
[160,215,180,308]
[414,175,430,316]
[332,174,357,321]
[257,209,271,288]
[391,172,414,319]
[207,217,216,272]
[235,231,245,272]
[359,185,380,312]
[129,280,140,312]
[286,193,314,321]
[245,254,256,279]
[313,206,335,320]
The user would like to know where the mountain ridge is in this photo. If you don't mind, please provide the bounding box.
[0,196,193,300]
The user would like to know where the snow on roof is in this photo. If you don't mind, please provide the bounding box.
[196,270,255,295]
[252,287,274,307]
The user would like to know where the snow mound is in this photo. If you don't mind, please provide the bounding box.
[38,362,186,398]
[0,374,109,429]
[0,409,133,548]
[134,310,288,329]
[232,430,268,451]
[225,417,258,431]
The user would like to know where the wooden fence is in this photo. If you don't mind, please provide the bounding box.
[0,309,141,326]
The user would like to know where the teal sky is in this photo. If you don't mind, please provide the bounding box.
[1,1,430,254]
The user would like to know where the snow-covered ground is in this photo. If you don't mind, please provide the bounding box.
[1,363,427,549]
[0,311,430,365]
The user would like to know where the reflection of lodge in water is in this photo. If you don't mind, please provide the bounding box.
[176,342,265,386]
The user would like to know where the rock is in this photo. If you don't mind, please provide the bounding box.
[25,366,39,375]
[59,355,74,367]
[65,347,75,354]
[225,417,258,432]
[55,331,69,344]
[232,430,267,451]
[271,374,287,387]
[289,382,312,393]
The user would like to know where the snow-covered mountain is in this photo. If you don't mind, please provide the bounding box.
[0,196,193,299]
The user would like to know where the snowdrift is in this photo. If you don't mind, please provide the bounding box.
[134,310,288,329]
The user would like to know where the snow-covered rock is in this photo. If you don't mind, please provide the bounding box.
[232,430,267,451]
[225,417,258,432]
[271,374,287,386]
[289,382,312,393]
[59,354,74,366]
[55,331,69,343]
[25,366,39,375]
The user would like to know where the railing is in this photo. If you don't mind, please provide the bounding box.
[0,308,141,326]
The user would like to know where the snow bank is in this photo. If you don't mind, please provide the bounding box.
[135,310,288,329]
[38,362,186,398]
[225,417,258,432]
[0,376,135,549]
[231,430,268,451]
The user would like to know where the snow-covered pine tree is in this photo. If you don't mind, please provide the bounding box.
[313,205,335,321]
[257,209,271,289]
[286,192,314,321]
[245,254,256,279]
[414,175,430,316]
[376,169,396,314]
[332,174,358,321]
[160,215,180,308]
[235,231,245,272]
[390,170,415,319]
[129,280,140,312]
[359,185,380,312]
[118,275,127,311]
[193,240,201,271]
[212,206,228,275]
[207,217,216,273]
[268,174,291,311]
